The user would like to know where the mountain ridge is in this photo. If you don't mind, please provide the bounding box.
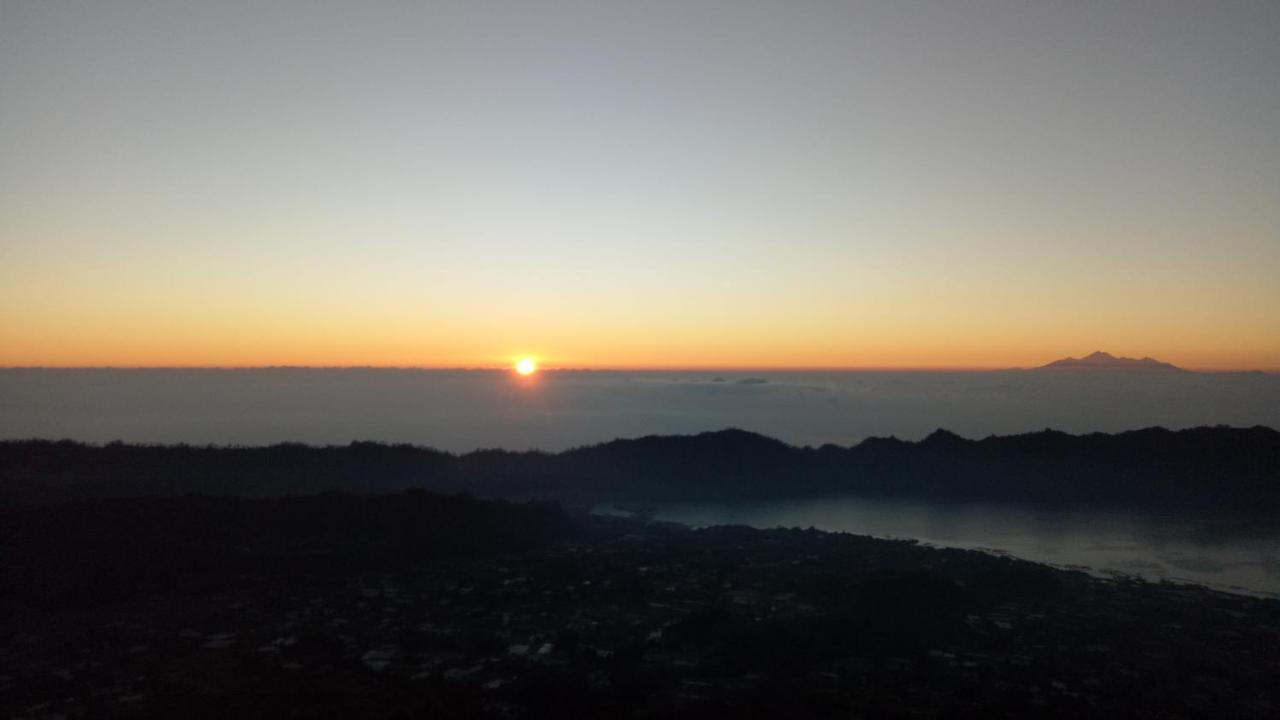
[3,425,1277,511]
[1038,351,1184,371]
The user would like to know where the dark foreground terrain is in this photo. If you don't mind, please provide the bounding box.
[3,492,1277,718]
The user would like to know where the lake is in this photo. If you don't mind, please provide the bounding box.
[628,496,1280,598]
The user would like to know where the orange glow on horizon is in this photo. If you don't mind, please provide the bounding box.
[1,352,1276,373]
[0,303,1276,373]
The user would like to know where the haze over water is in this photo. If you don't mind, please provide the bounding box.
[3,368,1277,451]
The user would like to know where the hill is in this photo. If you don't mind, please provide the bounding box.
[3,425,1278,511]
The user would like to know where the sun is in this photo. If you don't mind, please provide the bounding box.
[515,357,537,376]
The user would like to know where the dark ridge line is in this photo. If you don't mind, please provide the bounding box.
[3,425,1278,513]
[4,423,1277,455]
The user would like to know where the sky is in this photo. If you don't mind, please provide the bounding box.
[2,1,1278,370]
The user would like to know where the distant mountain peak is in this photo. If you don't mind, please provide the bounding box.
[1038,352,1183,371]
[922,428,966,446]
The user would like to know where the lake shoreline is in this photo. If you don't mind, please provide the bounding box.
[593,496,1280,599]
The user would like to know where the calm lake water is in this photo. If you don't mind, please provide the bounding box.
[629,497,1280,598]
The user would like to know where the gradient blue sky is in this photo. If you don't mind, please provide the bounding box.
[2,1,1277,369]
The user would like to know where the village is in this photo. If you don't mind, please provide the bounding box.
[4,511,1277,718]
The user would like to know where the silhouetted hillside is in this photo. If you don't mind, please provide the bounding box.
[2,425,1278,510]
[0,490,578,609]
[0,440,460,503]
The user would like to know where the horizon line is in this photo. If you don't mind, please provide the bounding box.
[1,363,1275,374]
[3,423,1274,454]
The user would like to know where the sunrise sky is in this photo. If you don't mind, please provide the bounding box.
[2,1,1277,371]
